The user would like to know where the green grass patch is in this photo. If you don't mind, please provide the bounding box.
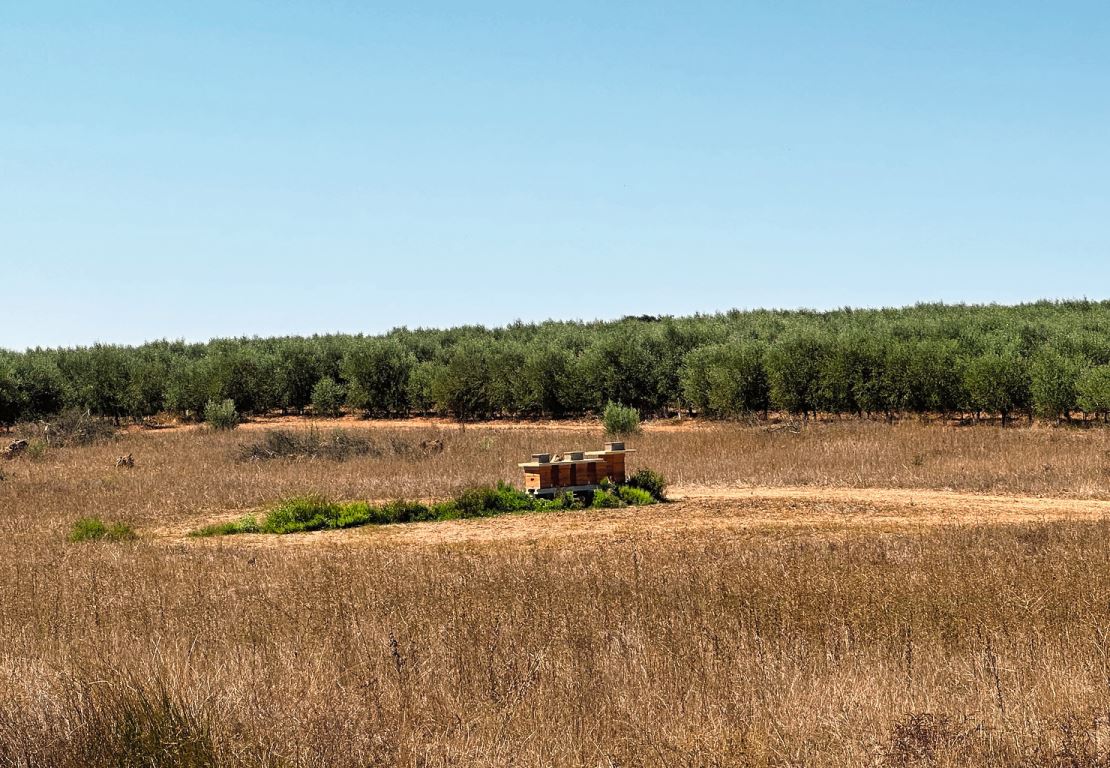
[69,517,137,542]
[590,488,623,508]
[617,485,655,506]
[190,515,260,537]
[192,475,665,537]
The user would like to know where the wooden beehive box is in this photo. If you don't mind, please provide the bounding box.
[520,442,635,496]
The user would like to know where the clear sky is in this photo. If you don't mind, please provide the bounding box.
[2,2,1108,350]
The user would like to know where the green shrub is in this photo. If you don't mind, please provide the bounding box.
[262,495,340,533]
[203,398,239,431]
[453,482,535,517]
[602,402,641,436]
[335,501,373,528]
[311,376,345,418]
[532,491,583,512]
[618,486,655,506]
[69,517,137,542]
[190,479,659,536]
[590,489,623,508]
[625,468,667,501]
[379,500,435,524]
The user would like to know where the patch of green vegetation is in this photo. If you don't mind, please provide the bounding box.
[69,517,137,542]
[310,376,345,417]
[625,468,668,501]
[602,402,641,436]
[617,485,655,506]
[203,398,239,431]
[190,515,260,537]
[192,474,666,536]
[590,488,623,508]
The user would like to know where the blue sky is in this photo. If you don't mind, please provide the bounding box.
[2,2,1108,350]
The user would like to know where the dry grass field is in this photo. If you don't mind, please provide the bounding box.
[1,420,1110,766]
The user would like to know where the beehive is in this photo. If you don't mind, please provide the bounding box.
[519,442,635,497]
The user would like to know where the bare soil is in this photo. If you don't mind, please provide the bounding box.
[167,485,1110,549]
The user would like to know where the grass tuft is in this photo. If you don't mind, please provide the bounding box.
[69,517,137,542]
[65,679,217,767]
[189,515,259,537]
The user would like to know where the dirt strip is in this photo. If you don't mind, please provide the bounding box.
[160,485,1110,549]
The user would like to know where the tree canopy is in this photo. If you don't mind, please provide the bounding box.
[2,300,1109,425]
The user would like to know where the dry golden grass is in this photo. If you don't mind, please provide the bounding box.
[1,420,1109,766]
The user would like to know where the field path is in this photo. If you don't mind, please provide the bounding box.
[168,485,1110,548]
[671,485,1110,516]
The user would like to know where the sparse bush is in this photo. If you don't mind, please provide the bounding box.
[203,398,239,431]
[311,376,345,418]
[235,428,430,462]
[884,713,957,767]
[625,468,667,501]
[237,428,378,462]
[316,431,379,460]
[69,517,136,542]
[16,409,117,447]
[603,402,641,436]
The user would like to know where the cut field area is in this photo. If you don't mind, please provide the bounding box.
[166,486,1110,549]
